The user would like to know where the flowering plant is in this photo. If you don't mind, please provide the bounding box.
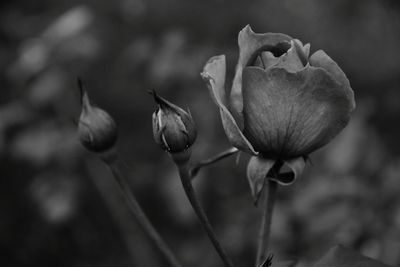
[76,25,394,267]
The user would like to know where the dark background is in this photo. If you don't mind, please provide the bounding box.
[1,0,400,266]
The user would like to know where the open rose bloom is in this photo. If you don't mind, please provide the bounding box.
[201,25,355,200]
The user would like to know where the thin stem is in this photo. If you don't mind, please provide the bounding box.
[255,180,278,267]
[176,160,234,267]
[102,154,183,267]
[190,147,239,179]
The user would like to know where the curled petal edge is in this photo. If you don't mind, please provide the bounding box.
[281,157,306,185]
[201,55,258,155]
[292,39,310,66]
[267,157,305,186]
[247,156,306,204]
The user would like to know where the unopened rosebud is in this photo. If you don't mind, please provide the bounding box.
[78,79,117,153]
[151,91,197,155]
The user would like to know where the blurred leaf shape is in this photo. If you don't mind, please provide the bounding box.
[42,6,93,43]
[8,5,94,81]
[149,30,211,84]
[30,172,79,223]
[28,69,66,107]
[11,123,79,166]
[312,245,392,267]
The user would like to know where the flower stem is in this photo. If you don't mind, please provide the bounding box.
[101,153,183,267]
[255,180,278,267]
[190,147,239,179]
[174,157,234,267]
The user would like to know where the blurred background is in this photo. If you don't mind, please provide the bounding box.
[1,0,400,266]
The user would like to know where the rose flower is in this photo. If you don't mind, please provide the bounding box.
[201,25,355,200]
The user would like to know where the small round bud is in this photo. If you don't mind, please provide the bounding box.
[77,80,117,153]
[151,91,197,154]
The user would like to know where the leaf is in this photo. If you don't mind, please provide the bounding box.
[312,245,393,267]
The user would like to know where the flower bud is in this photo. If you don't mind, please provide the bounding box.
[78,80,117,153]
[151,91,196,154]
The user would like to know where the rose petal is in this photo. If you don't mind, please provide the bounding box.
[274,40,305,72]
[261,51,281,68]
[231,25,292,116]
[253,51,280,69]
[293,39,310,66]
[201,56,227,106]
[246,156,275,204]
[303,43,310,57]
[309,50,356,109]
[242,66,354,158]
[202,55,258,155]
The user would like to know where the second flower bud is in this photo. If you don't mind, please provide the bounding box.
[151,91,197,154]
